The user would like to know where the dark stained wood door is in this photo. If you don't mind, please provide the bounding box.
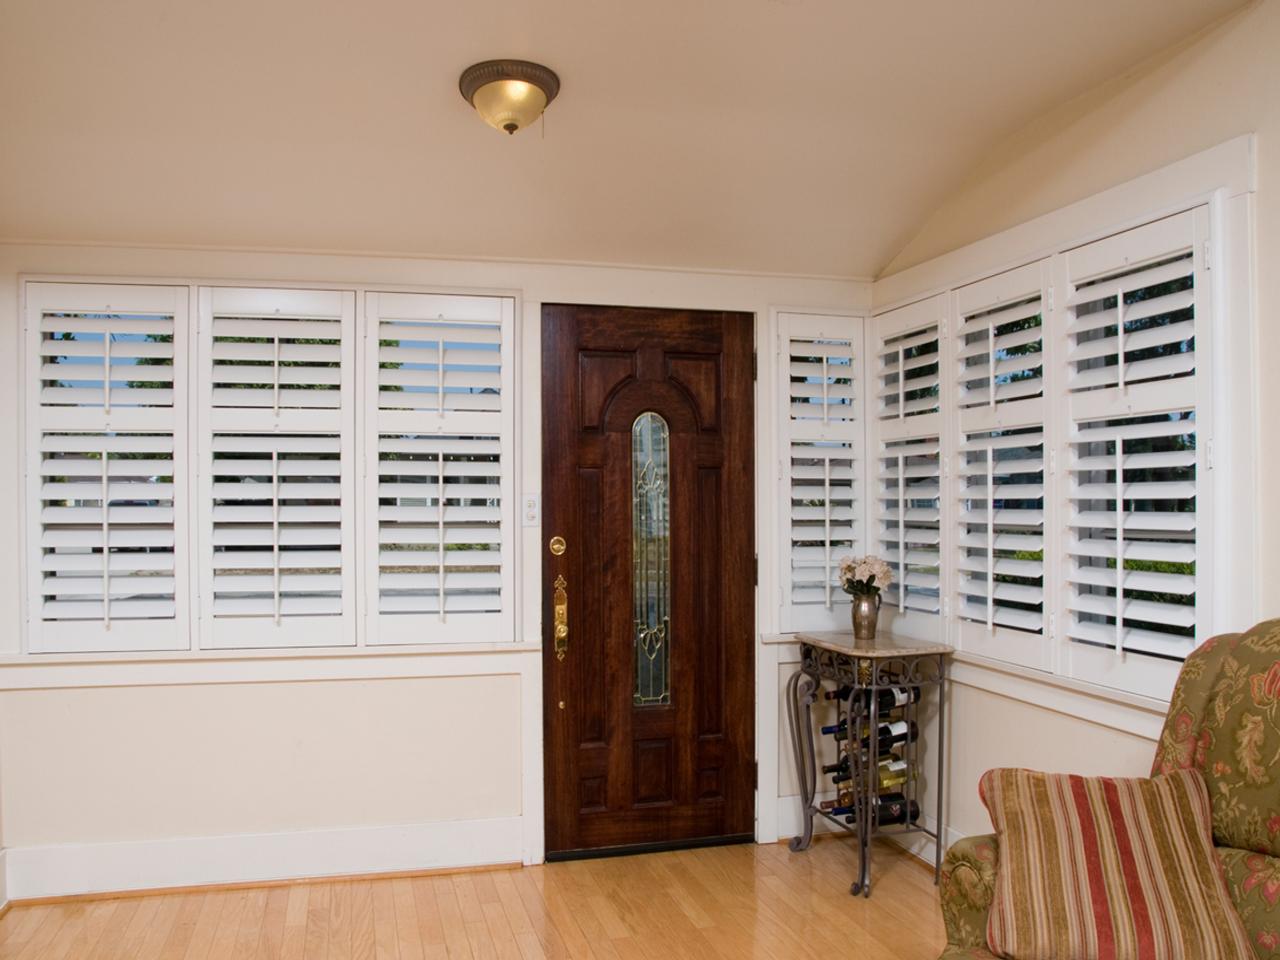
[541,304,755,857]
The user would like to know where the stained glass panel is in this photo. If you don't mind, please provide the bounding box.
[632,412,671,706]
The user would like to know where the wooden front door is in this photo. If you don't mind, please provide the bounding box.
[542,304,756,857]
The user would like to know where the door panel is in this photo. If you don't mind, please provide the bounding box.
[542,304,755,856]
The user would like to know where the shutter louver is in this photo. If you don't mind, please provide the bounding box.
[199,288,356,649]
[957,295,1043,409]
[1061,208,1209,697]
[1066,413,1198,662]
[877,437,942,615]
[878,324,940,420]
[210,434,343,619]
[25,283,190,653]
[210,291,342,411]
[776,313,864,632]
[1064,210,1201,421]
[365,292,515,645]
[955,428,1045,634]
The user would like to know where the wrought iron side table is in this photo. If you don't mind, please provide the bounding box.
[785,630,952,897]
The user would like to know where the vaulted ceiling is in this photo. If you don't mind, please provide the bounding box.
[0,0,1246,278]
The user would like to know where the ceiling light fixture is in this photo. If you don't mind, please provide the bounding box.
[459,60,560,135]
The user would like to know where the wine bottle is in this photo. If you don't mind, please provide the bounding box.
[833,720,919,751]
[873,792,921,826]
[876,758,913,791]
[820,756,849,776]
[831,754,905,786]
[863,685,921,714]
[819,792,854,812]
[838,795,922,827]
[820,719,847,736]
[824,685,920,711]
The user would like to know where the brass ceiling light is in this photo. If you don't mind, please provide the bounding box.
[459,60,560,135]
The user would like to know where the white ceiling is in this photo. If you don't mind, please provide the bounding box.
[0,0,1244,278]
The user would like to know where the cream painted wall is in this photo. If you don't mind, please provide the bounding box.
[940,683,1157,838]
[0,676,521,847]
[0,241,867,894]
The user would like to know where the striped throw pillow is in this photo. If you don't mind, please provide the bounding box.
[980,768,1251,960]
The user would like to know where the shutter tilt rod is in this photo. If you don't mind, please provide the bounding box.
[1116,285,1126,393]
[988,322,996,409]
[101,443,111,630]
[986,445,995,631]
[823,449,832,610]
[898,454,906,613]
[897,346,905,420]
[103,332,112,415]
[437,445,447,623]
[272,449,281,625]
[1114,437,1125,656]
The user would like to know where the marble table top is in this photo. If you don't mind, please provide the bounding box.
[794,631,953,660]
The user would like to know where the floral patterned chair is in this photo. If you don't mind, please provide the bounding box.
[937,619,1280,959]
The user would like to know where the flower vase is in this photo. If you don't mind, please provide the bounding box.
[851,592,881,641]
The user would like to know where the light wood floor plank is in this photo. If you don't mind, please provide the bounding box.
[0,841,945,960]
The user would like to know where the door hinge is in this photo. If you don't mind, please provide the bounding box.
[752,351,758,381]
[753,760,759,790]
[1046,286,1055,312]
[753,554,758,586]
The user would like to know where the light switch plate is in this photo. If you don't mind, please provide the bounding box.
[522,493,540,526]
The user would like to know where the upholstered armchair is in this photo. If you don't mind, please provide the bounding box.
[937,619,1280,959]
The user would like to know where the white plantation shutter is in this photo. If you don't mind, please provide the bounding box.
[364,292,515,645]
[776,313,864,631]
[878,326,940,420]
[955,263,1045,412]
[24,282,190,652]
[1059,208,1210,698]
[877,437,942,615]
[209,433,344,620]
[952,262,1051,667]
[197,287,356,649]
[872,297,945,632]
[954,428,1048,665]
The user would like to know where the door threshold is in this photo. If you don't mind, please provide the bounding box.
[545,833,754,862]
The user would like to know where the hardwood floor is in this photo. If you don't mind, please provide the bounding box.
[0,839,946,959]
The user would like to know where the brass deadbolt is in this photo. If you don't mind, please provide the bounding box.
[549,535,566,556]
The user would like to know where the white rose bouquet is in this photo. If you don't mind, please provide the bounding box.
[838,554,893,597]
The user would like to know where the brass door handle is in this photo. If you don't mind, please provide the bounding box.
[553,574,569,661]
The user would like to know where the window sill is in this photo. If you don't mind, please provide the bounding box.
[761,633,1169,739]
[0,641,542,690]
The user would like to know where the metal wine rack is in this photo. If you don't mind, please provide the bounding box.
[785,631,952,897]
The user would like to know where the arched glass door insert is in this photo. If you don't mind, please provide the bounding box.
[632,412,671,706]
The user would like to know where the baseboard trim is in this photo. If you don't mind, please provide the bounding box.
[9,860,521,907]
[4,816,523,901]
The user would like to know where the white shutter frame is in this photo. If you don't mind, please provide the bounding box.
[196,287,358,650]
[24,281,192,653]
[776,312,865,632]
[950,261,1054,669]
[1058,206,1212,700]
[362,291,516,645]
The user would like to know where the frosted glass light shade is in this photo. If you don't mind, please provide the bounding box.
[471,80,548,135]
[459,60,560,136]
